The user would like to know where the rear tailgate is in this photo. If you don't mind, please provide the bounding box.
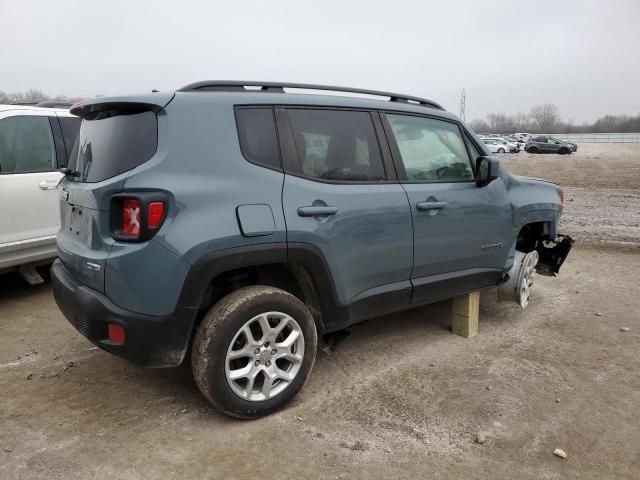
[57,93,174,292]
[57,180,123,292]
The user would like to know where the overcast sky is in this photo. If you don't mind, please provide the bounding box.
[1,0,638,123]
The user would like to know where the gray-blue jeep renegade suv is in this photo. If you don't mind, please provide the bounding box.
[52,81,572,418]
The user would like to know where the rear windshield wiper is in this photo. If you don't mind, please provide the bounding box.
[56,168,81,188]
[59,168,80,177]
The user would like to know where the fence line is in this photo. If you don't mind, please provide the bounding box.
[540,132,640,143]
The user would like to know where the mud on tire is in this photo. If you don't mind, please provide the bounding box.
[191,286,317,419]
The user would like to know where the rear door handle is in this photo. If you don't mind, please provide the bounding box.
[297,206,338,217]
[416,201,447,211]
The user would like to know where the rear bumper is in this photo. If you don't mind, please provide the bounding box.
[51,259,196,367]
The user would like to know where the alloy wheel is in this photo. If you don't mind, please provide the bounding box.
[225,311,305,402]
[518,251,539,308]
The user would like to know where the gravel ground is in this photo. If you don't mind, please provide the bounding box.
[501,143,640,249]
[1,144,639,479]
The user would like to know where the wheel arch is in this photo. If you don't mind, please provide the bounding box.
[177,243,340,338]
[516,221,556,252]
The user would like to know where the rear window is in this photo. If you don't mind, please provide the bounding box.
[235,107,281,169]
[286,109,386,182]
[0,116,56,173]
[69,110,157,182]
[57,116,80,158]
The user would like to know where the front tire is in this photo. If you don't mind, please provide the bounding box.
[191,286,318,419]
[498,148,505,153]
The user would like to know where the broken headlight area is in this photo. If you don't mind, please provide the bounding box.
[535,235,574,276]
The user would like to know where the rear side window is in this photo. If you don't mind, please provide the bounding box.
[387,114,474,182]
[235,107,281,169]
[286,109,386,182]
[58,116,81,158]
[0,116,56,173]
[69,110,157,182]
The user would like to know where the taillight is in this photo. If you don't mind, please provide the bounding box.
[111,193,168,242]
[148,202,165,228]
[560,191,565,205]
[122,199,141,236]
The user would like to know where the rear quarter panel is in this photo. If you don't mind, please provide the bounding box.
[122,94,287,264]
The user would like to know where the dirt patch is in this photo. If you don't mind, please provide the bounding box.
[501,143,640,190]
[501,143,640,249]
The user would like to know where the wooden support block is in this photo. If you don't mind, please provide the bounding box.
[452,291,480,338]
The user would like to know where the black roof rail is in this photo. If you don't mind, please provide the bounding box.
[177,81,444,110]
[35,100,73,108]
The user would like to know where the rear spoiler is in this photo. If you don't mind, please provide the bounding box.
[70,92,175,117]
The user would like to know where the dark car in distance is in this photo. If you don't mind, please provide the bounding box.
[525,136,576,154]
[551,137,578,152]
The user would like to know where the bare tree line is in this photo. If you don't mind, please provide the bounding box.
[471,104,640,134]
[0,88,85,105]
[3,89,639,134]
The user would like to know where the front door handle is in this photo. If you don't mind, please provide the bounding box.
[297,206,338,217]
[39,179,59,190]
[416,201,447,211]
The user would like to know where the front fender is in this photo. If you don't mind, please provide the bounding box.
[512,206,562,238]
[505,174,564,233]
[501,172,565,272]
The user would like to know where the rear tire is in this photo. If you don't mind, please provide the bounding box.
[528,146,538,154]
[191,286,318,419]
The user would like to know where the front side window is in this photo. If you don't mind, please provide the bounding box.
[0,116,56,173]
[286,109,386,181]
[387,114,474,182]
[235,107,281,169]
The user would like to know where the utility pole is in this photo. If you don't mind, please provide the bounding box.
[459,88,466,121]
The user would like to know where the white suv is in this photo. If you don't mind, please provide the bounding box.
[0,104,79,283]
[515,133,532,143]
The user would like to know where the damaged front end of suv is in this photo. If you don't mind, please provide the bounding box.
[496,174,574,308]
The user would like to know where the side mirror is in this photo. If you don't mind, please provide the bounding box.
[476,156,498,187]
